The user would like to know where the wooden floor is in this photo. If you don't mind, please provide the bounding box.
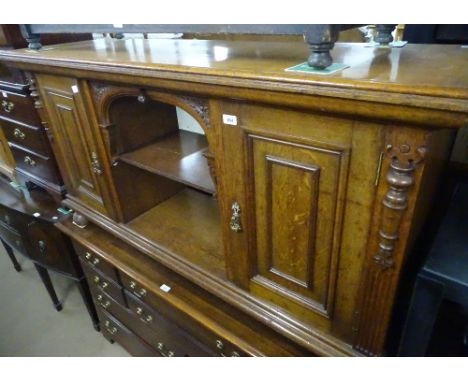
[0,245,129,356]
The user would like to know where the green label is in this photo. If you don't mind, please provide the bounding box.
[285,62,349,75]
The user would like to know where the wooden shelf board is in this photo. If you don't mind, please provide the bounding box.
[126,188,225,279]
[119,130,215,194]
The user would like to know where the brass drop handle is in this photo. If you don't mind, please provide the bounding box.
[97,295,111,309]
[129,280,146,297]
[24,156,36,167]
[1,100,14,113]
[85,251,100,265]
[157,342,175,357]
[38,240,47,255]
[229,202,242,232]
[90,151,102,175]
[13,128,25,140]
[104,320,118,335]
[136,307,153,323]
[93,275,108,289]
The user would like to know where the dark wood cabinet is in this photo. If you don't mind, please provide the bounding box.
[1,38,466,356]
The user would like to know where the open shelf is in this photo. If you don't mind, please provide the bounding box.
[126,188,225,279]
[119,130,215,194]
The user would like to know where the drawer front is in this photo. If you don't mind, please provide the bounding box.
[1,119,50,156]
[0,204,18,229]
[82,262,126,307]
[92,287,211,356]
[125,291,214,357]
[120,271,246,357]
[10,144,61,184]
[0,91,41,126]
[0,221,26,254]
[26,220,76,275]
[73,241,119,282]
[98,309,158,357]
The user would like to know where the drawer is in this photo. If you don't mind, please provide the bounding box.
[0,205,17,229]
[91,285,211,356]
[0,221,26,254]
[125,291,214,357]
[120,271,247,357]
[82,262,127,307]
[98,309,158,357]
[26,220,77,275]
[72,241,119,282]
[1,119,50,156]
[10,144,61,184]
[0,90,41,126]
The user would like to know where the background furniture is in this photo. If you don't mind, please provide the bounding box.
[18,24,400,69]
[0,25,99,330]
[0,179,99,328]
[398,176,468,356]
[1,35,466,356]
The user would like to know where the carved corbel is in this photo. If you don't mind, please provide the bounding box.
[177,95,210,129]
[353,135,427,356]
[373,143,426,269]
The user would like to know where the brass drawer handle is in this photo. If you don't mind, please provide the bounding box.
[13,128,25,140]
[93,275,108,289]
[129,280,146,297]
[104,320,118,335]
[157,342,175,357]
[135,307,153,323]
[97,295,111,309]
[229,202,242,232]
[24,156,36,167]
[1,100,14,113]
[85,252,100,265]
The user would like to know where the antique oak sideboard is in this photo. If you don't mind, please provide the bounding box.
[0,38,466,356]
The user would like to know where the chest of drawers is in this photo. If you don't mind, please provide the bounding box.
[0,76,64,199]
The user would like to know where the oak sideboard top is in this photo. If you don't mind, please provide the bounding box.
[0,39,467,105]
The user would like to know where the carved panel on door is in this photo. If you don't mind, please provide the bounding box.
[248,135,349,318]
[36,73,113,217]
[47,90,105,205]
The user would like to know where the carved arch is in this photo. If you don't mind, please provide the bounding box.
[89,82,211,133]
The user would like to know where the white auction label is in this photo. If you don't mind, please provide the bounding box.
[160,284,171,293]
[71,85,79,94]
[222,114,238,126]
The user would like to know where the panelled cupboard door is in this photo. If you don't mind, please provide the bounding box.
[217,100,382,340]
[36,74,116,219]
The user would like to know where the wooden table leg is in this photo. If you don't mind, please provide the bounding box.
[1,239,22,272]
[76,276,100,331]
[34,263,63,311]
[398,274,445,356]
